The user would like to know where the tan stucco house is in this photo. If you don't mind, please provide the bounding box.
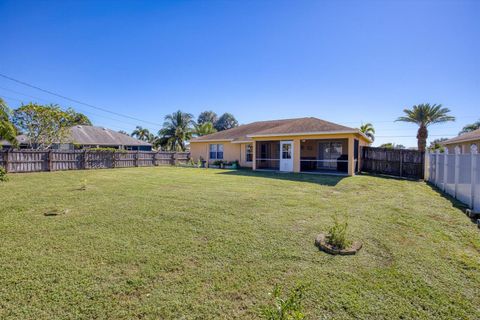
[190,117,371,176]
[441,128,480,154]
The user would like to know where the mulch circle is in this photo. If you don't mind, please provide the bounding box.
[315,233,362,255]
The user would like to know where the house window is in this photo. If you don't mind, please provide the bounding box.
[282,143,292,159]
[209,144,224,159]
[246,144,253,162]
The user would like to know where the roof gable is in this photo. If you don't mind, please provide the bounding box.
[442,128,480,145]
[191,117,360,142]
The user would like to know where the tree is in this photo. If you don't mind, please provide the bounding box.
[194,122,217,137]
[379,143,405,149]
[359,123,375,142]
[215,113,238,131]
[396,103,455,152]
[459,119,480,135]
[65,108,92,125]
[13,103,77,149]
[197,111,218,126]
[131,126,152,142]
[0,98,18,147]
[158,110,194,151]
[429,138,448,152]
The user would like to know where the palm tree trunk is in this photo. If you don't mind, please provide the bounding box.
[417,125,428,152]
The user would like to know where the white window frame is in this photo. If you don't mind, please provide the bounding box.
[246,144,253,162]
[209,144,224,160]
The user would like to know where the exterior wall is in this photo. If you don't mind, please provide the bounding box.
[190,141,252,167]
[191,133,370,175]
[445,140,479,154]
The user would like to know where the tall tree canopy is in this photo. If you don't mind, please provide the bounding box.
[194,122,217,137]
[158,110,194,151]
[0,98,18,146]
[197,111,218,126]
[215,113,238,131]
[13,103,80,149]
[66,108,92,126]
[359,123,375,142]
[131,126,152,142]
[396,103,455,152]
[459,119,480,135]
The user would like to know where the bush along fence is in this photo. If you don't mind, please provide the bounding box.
[426,145,480,213]
[361,146,425,180]
[0,149,190,173]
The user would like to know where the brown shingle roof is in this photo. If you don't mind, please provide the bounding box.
[1,126,151,147]
[191,117,361,142]
[70,126,151,146]
[442,128,480,145]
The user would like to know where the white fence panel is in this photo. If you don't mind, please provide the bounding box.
[427,150,479,212]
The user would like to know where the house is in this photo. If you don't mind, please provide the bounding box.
[1,125,152,151]
[441,128,480,154]
[190,117,371,176]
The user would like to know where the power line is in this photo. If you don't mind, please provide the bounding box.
[0,86,142,128]
[0,73,162,127]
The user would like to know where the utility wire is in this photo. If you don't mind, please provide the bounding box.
[0,86,142,127]
[0,73,162,126]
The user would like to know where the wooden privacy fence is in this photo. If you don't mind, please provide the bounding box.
[361,146,425,179]
[0,150,190,173]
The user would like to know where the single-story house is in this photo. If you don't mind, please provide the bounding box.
[441,128,480,154]
[190,117,371,176]
[1,125,152,151]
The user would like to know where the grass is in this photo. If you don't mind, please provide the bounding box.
[0,167,479,319]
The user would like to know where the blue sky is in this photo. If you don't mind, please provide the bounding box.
[1,0,478,147]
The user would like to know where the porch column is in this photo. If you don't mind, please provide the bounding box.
[348,137,355,176]
[293,138,301,173]
[252,140,257,170]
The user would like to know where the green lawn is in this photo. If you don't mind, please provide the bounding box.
[1,167,479,319]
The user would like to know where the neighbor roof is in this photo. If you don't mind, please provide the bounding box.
[70,126,151,146]
[191,117,368,143]
[1,126,151,147]
[441,128,480,145]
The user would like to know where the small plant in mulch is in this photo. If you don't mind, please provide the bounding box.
[0,167,8,182]
[261,283,307,320]
[315,216,362,255]
[79,178,88,191]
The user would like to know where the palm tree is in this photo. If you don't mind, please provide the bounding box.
[459,119,480,135]
[131,126,151,142]
[158,110,194,151]
[194,122,217,137]
[359,123,375,142]
[0,98,18,147]
[396,103,455,152]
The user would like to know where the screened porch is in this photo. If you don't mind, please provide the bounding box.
[300,139,351,174]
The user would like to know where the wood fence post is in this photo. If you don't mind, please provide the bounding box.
[135,150,139,167]
[399,149,403,178]
[471,145,477,210]
[435,150,440,187]
[112,151,116,168]
[5,149,10,173]
[83,149,88,169]
[172,152,176,166]
[153,152,158,166]
[48,150,54,172]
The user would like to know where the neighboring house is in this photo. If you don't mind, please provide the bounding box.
[441,128,480,154]
[1,125,152,151]
[190,117,371,176]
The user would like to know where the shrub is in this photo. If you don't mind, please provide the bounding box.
[0,167,7,182]
[261,284,307,320]
[326,216,351,250]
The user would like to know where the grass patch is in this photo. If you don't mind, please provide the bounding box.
[0,167,479,319]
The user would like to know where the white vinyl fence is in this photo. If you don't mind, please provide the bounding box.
[426,146,479,212]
